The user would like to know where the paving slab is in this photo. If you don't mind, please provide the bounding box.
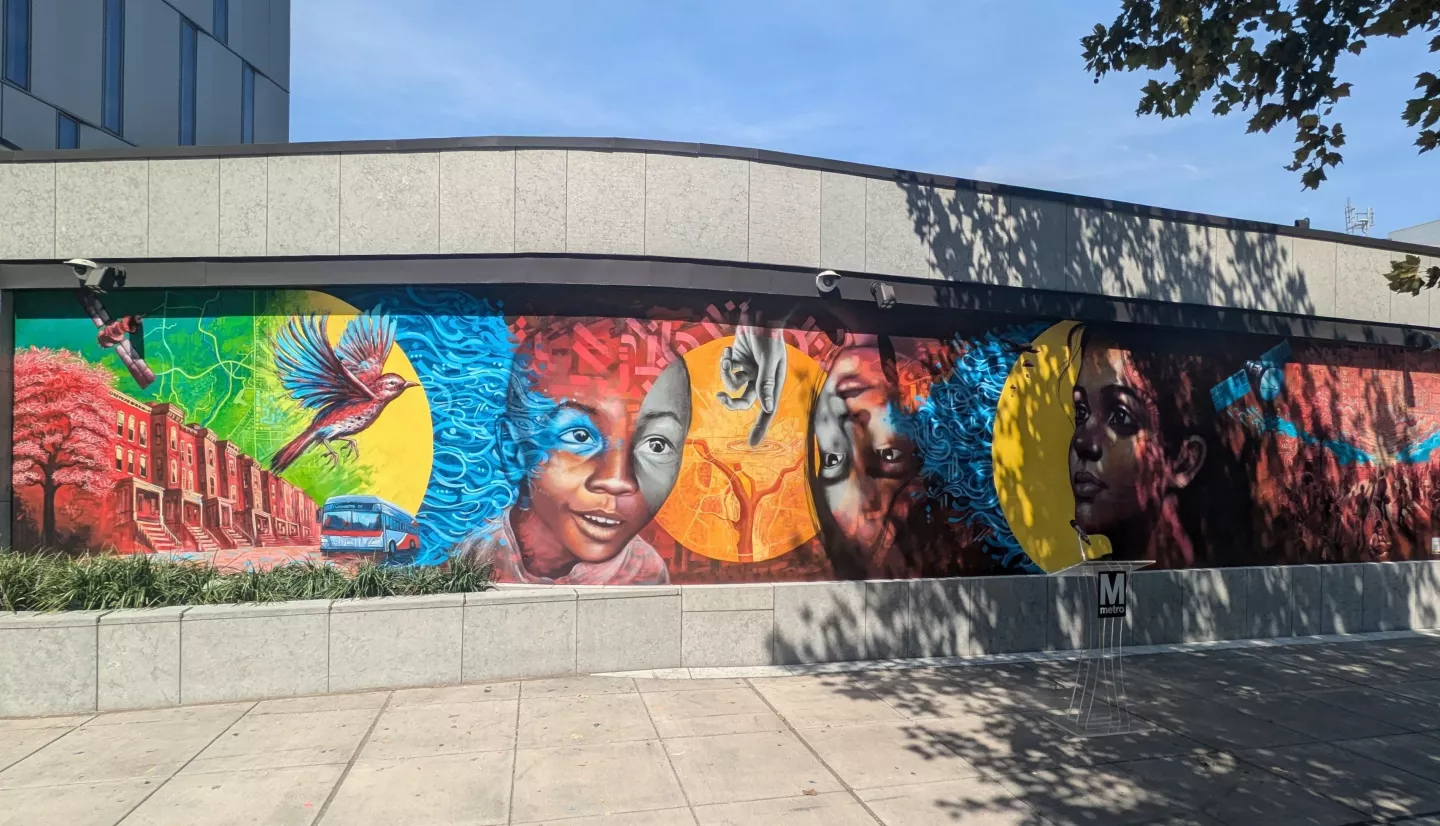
[663,729,842,805]
[918,713,1208,777]
[1332,732,1440,784]
[85,702,252,727]
[692,791,877,825]
[1117,752,1364,826]
[515,810,696,826]
[181,707,379,774]
[0,713,94,732]
[359,700,516,761]
[858,665,1074,719]
[996,763,1191,825]
[857,777,1040,826]
[1126,696,1315,751]
[799,719,984,789]
[633,677,750,693]
[1302,686,1440,732]
[319,751,514,826]
[517,692,658,748]
[0,779,155,826]
[1237,741,1440,818]
[641,687,785,738]
[0,716,234,789]
[510,739,686,822]
[0,726,73,772]
[748,675,905,728]
[7,631,1440,824]
[519,676,638,698]
[1224,691,1408,741]
[120,764,342,826]
[1376,678,1440,703]
[250,692,391,715]
[388,682,518,706]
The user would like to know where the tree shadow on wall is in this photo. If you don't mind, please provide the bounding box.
[893,172,1440,575]
[889,175,1376,337]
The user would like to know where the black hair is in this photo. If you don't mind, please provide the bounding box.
[1076,323,1260,567]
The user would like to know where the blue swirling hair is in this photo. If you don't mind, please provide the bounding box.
[341,287,556,565]
[902,323,1048,572]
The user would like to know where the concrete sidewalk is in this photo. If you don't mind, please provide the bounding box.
[6,637,1440,825]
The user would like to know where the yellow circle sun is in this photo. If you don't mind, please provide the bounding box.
[654,337,823,563]
[300,291,433,516]
[991,320,1112,572]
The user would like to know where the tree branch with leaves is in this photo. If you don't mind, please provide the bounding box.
[1083,1,1440,190]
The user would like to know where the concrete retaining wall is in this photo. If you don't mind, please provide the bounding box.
[5,561,1440,718]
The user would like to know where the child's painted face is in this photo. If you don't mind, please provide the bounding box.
[523,335,691,564]
[812,345,920,553]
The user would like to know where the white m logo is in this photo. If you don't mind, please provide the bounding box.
[1100,572,1125,609]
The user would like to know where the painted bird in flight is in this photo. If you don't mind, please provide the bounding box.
[270,311,418,472]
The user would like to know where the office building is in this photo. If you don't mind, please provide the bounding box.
[0,0,287,150]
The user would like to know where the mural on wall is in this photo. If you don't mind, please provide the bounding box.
[14,284,1440,582]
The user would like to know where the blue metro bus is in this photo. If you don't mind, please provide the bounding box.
[318,495,421,562]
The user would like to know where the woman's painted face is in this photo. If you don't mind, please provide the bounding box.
[1069,346,1167,535]
[812,345,920,551]
[526,357,690,564]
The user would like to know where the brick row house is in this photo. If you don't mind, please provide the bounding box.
[109,391,318,554]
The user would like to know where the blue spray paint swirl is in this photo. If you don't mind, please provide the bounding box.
[341,288,558,565]
[902,323,1048,572]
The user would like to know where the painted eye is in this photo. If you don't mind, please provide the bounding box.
[1074,404,1090,426]
[1109,408,1136,429]
[878,447,904,463]
[640,436,673,455]
[560,428,595,446]
[822,453,844,469]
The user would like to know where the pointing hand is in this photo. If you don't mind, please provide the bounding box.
[718,311,787,446]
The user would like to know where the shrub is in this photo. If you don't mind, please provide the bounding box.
[0,551,492,612]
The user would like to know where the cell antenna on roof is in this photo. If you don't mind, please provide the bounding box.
[1344,199,1375,236]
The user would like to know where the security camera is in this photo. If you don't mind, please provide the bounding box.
[815,270,841,294]
[65,259,127,292]
[65,258,98,278]
[870,281,896,310]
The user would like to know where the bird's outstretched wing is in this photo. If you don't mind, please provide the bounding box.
[334,309,397,387]
[274,315,374,410]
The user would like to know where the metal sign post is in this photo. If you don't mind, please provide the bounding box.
[1052,524,1154,737]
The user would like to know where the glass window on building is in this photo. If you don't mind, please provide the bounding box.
[139,456,148,479]
[57,114,79,149]
[114,446,123,471]
[3,0,31,89]
[127,451,134,474]
[117,411,126,435]
[127,415,135,441]
[178,21,197,145]
[102,0,124,134]
[241,64,255,144]
[139,422,148,446]
[170,460,177,484]
[213,0,228,44]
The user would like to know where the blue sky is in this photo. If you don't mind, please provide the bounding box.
[290,0,1436,236]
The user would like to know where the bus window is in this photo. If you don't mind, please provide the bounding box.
[322,510,380,531]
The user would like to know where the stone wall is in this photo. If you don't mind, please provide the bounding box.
[6,562,1440,718]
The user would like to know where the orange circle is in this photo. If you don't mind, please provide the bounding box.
[654,337,822,562]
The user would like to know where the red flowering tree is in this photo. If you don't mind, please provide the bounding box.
[12,348,118,547]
